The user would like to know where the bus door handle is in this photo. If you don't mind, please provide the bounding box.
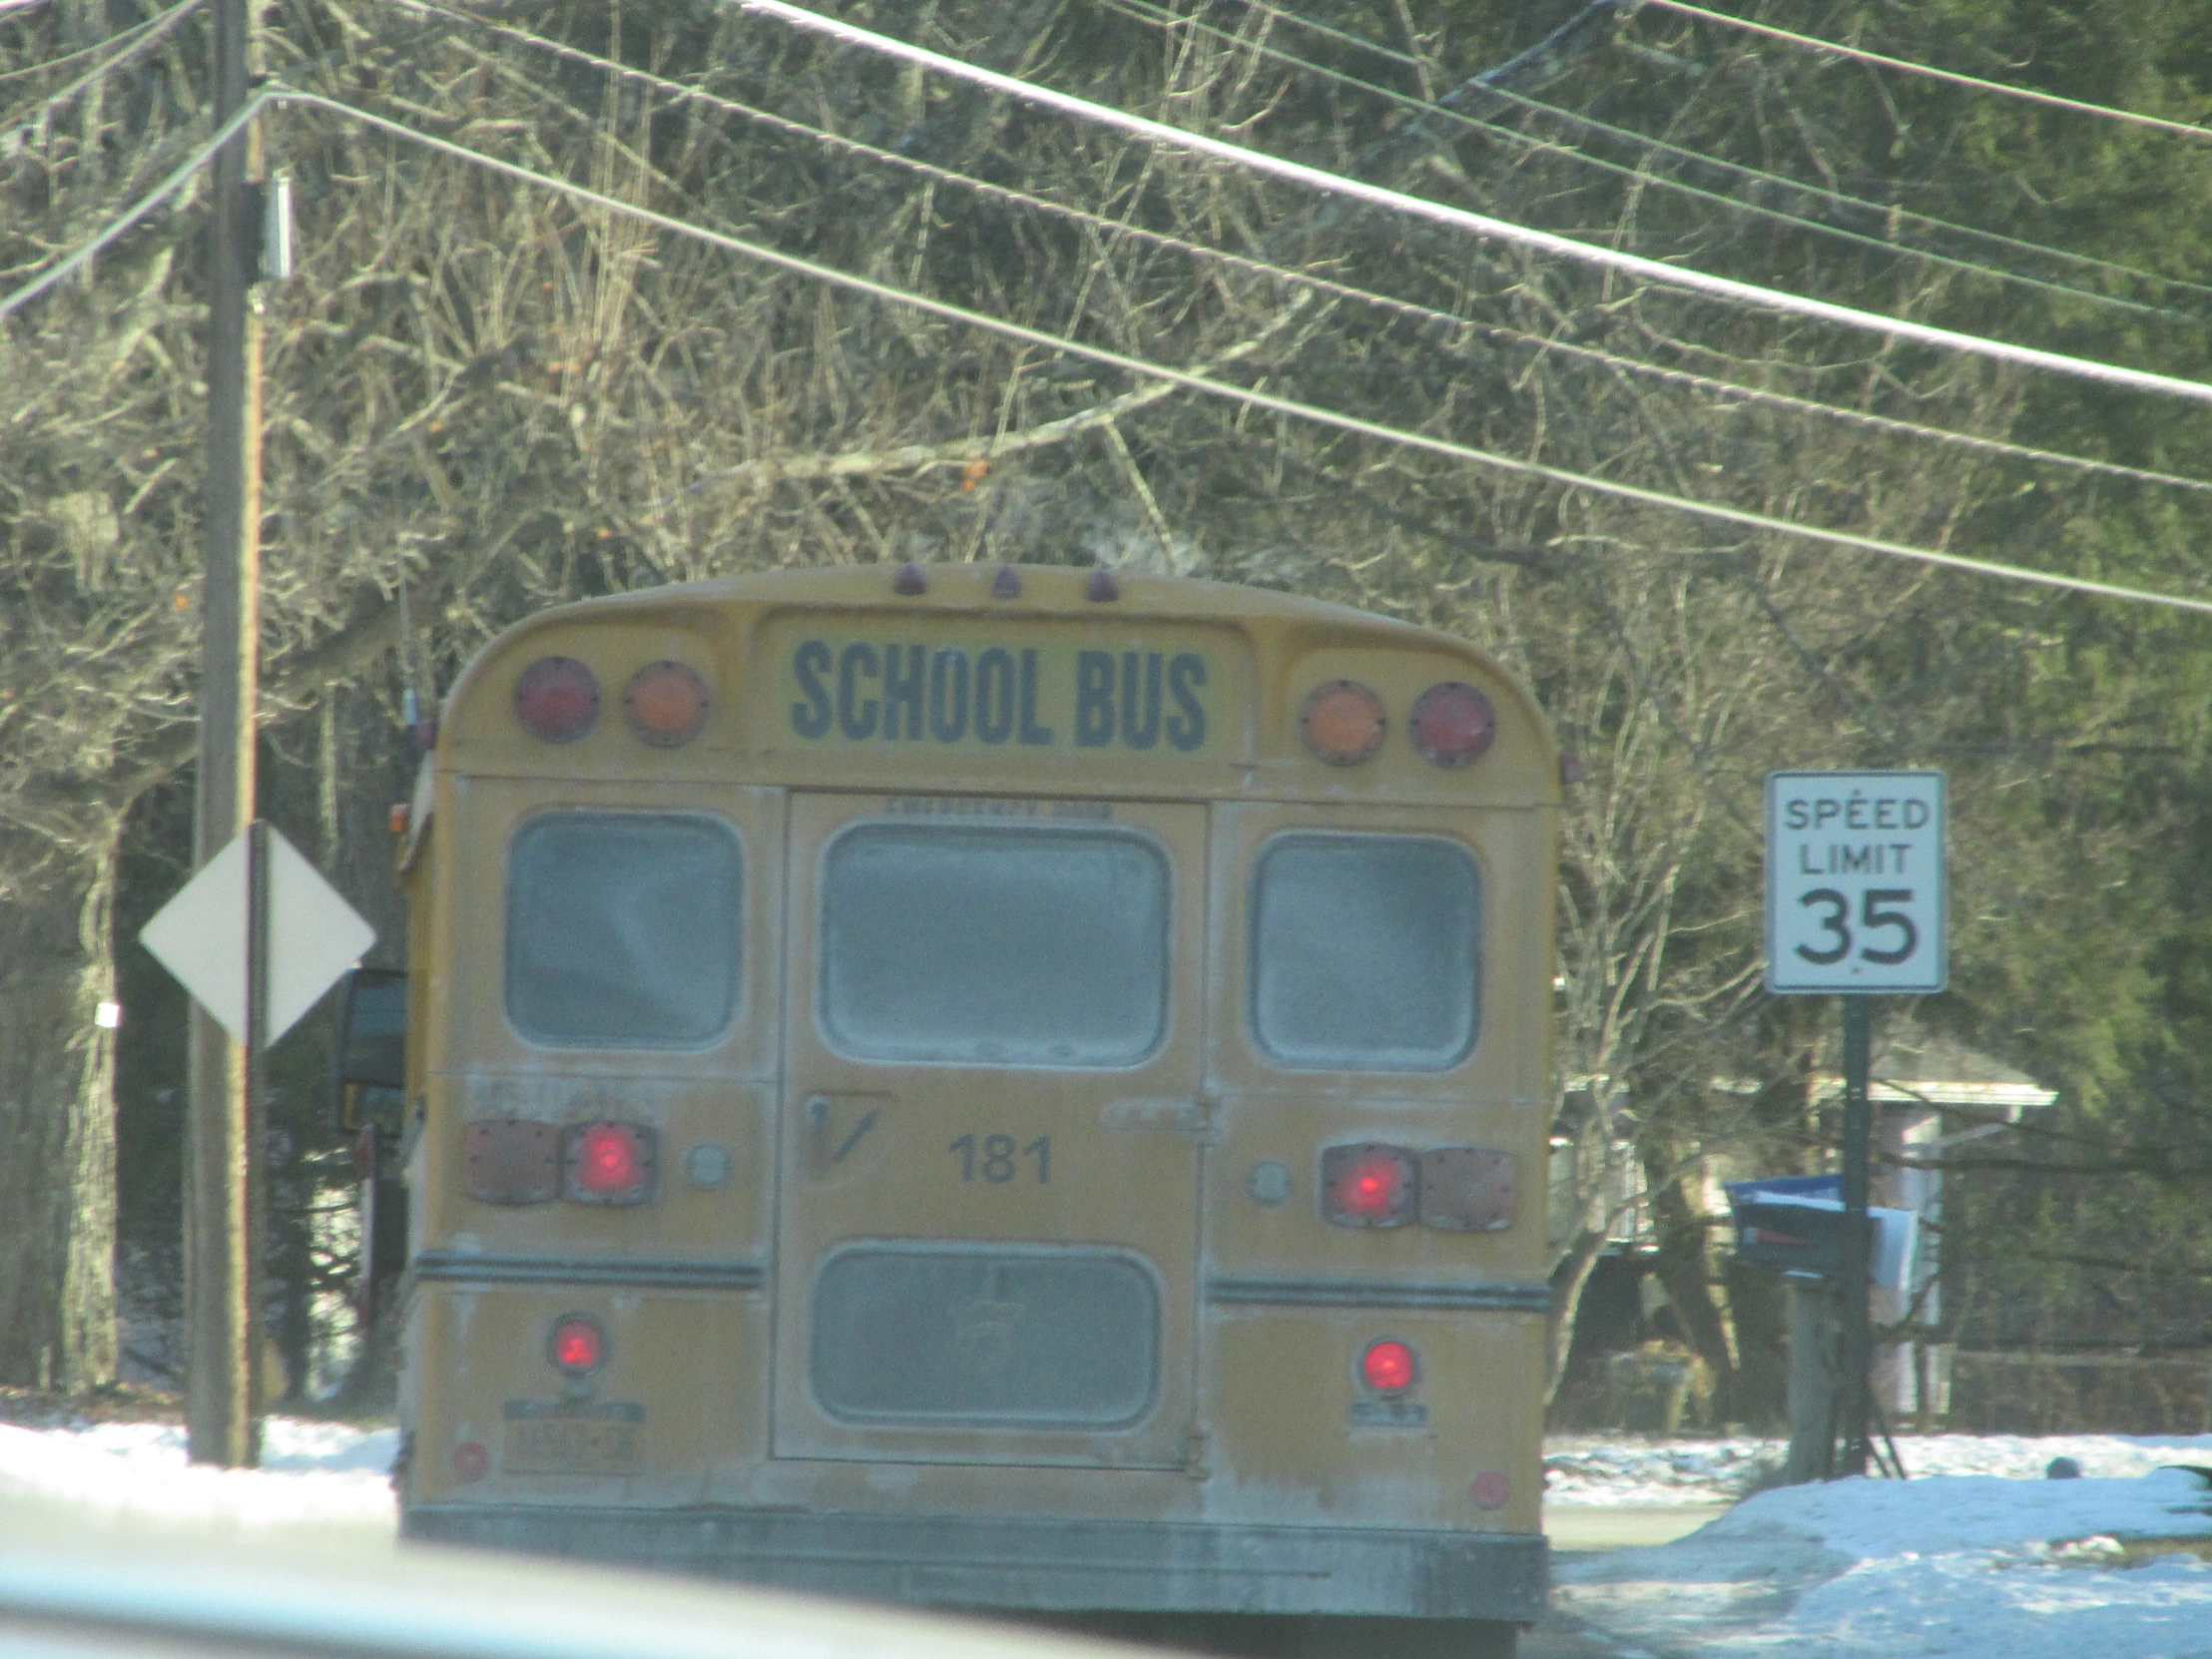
[1100,1097,1220,1144]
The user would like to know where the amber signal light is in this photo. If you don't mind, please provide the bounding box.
[624,661,709,747]
[1301,680,1386,766]
[514,656,601,743]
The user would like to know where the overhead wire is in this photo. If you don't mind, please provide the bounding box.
[0,87,265,318]
[256,87,2212,618]
[1226,0,1421,67]
[6,8,2204,610]
[1201,0,2212,308]
[388,0,2212,499]
[0,0,184,86]
[1479,82,2212,306]
[1641,0,2212,142]
[724,0,2212,410]
[1110,0,2195,320]
[1,0,205,121]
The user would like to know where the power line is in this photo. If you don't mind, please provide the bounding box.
[395,0,2212,498]
[1201,0,2212,309]
[728,0,2212,410]
[1108,0,2191,320]
[1226,0,1421,68]
[264,88,2212,618]
[2,0,205,121]
[0,0,182,86]
[1642,0,2212,142]
[1482,82,2212,307]
[0,88,265,318]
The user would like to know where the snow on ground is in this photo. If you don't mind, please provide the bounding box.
[1557,1455,2212,1658]
[5,1415,2212,1654]
[0,1414,398,1535]
[1544,1430,2212,1506]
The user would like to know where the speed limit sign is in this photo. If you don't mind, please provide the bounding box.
[1765,771,1946,994]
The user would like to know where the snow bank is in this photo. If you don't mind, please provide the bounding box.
[0,1416,397,1534]
[1715,1464,2212,1558]
[1559,1461,2212,1658]
[1545,1430,2212,1506]
[1546,1435,1779,1505]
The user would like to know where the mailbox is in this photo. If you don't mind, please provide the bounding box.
[1727,1178,1919,1290]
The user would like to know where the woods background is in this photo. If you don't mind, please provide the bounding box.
[5,0,2212,1425]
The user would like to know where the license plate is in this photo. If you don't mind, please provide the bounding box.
[503,1403,643,1474]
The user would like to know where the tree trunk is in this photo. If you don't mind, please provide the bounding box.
[1544,1224,1612,1409]
[0,819,122,1388]
[1641,1139,1739,1415]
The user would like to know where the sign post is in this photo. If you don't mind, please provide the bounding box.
[1765,771,1945,1477]
[141,823,376,1461]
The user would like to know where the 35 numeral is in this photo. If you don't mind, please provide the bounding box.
[1797,887,1919,966]
[948,1133,1050,1183]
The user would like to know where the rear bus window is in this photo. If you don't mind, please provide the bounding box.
[820,824,1170,1066]
[1250,832,1479,1072]
[505,813,742,1047]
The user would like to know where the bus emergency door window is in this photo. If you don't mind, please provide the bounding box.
[504,812,742,1047]
[819,823,1170,1067]
[1250,833,1480,1072]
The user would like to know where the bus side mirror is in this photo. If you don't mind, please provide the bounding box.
[332,967,408,1134]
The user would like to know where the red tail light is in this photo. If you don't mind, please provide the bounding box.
[563,1121,657,1205]
[1321,1143,1418,1228]
[514,656,601,742]
[549,1313,608,1376]
[1408,681,1495,767]
[1361,1339,1418,1395]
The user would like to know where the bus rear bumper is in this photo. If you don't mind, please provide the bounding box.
[402,1503,1547,1620]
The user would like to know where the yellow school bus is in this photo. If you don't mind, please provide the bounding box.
[368,563,1558,1652]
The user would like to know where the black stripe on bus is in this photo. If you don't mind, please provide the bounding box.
[1204,1277,1550,1313]
[412,1252,766,1292]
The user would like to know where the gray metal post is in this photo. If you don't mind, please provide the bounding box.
[1836,995,1873,1476]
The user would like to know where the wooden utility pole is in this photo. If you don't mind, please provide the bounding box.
[187,0,264,1468]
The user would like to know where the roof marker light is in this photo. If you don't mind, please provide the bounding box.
[513,656,601,742]
[893,562,928,595]
[1301,681,1386,767]
[624,661,709,747]
[1409,681,1496,767]
[1086,567,1121,602]
[991,563,1023,599]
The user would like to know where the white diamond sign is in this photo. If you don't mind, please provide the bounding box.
[140,825,377,1044]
